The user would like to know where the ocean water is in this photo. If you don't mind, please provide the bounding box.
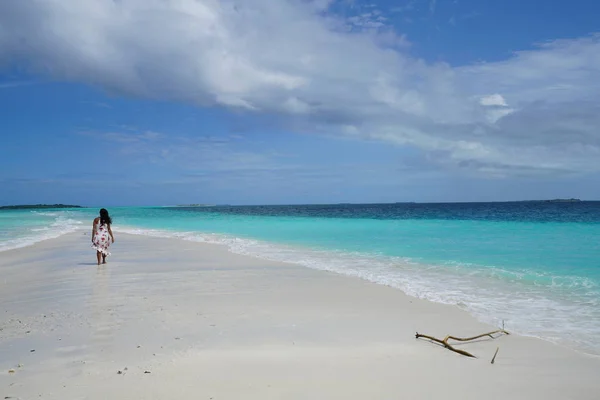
[0,209,84,252]
[1,202,599,355]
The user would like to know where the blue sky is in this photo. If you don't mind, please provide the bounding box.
[1,0,599,206]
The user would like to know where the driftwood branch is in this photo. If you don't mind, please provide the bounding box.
[415,329,510,358]
[491,347,500,364]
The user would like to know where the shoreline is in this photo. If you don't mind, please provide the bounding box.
[1,232,599,399]
[2,227,599,358]
[110,226,600,357]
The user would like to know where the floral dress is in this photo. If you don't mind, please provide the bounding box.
[92,221,112,256]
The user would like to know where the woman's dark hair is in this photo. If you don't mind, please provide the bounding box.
[99,208,112,225]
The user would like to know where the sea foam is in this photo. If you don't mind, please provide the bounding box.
[0,211,83,252]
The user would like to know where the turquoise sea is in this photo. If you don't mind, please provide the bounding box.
[1,203,599,355]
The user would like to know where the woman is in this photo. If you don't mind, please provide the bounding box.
[91,208,115,265]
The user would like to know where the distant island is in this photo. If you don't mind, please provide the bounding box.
[520,199,582,203]
[175,204,216,207]
[0,204,83,210]
[546,198,582,203]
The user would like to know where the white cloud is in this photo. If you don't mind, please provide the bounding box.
[283,97,312,114]
[479,94,514,123]
[1,1,599,176]
[480,94,508,107]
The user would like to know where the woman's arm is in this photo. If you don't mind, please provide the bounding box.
[91,218,98,241]
[108,224,115,243]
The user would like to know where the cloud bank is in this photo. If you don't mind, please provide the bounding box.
[1,0,599,176]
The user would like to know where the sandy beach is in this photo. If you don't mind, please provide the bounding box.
[1,232,599,399]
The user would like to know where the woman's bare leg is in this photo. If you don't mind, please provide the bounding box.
[102,254,107,264]
[96,251,102,265]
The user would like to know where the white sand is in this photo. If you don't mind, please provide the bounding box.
[1,232,599,399]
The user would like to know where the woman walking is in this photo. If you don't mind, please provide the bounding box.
[91,208,115,265]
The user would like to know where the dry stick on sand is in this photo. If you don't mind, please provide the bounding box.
[491,347,500,364]
[415,329,510,358]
